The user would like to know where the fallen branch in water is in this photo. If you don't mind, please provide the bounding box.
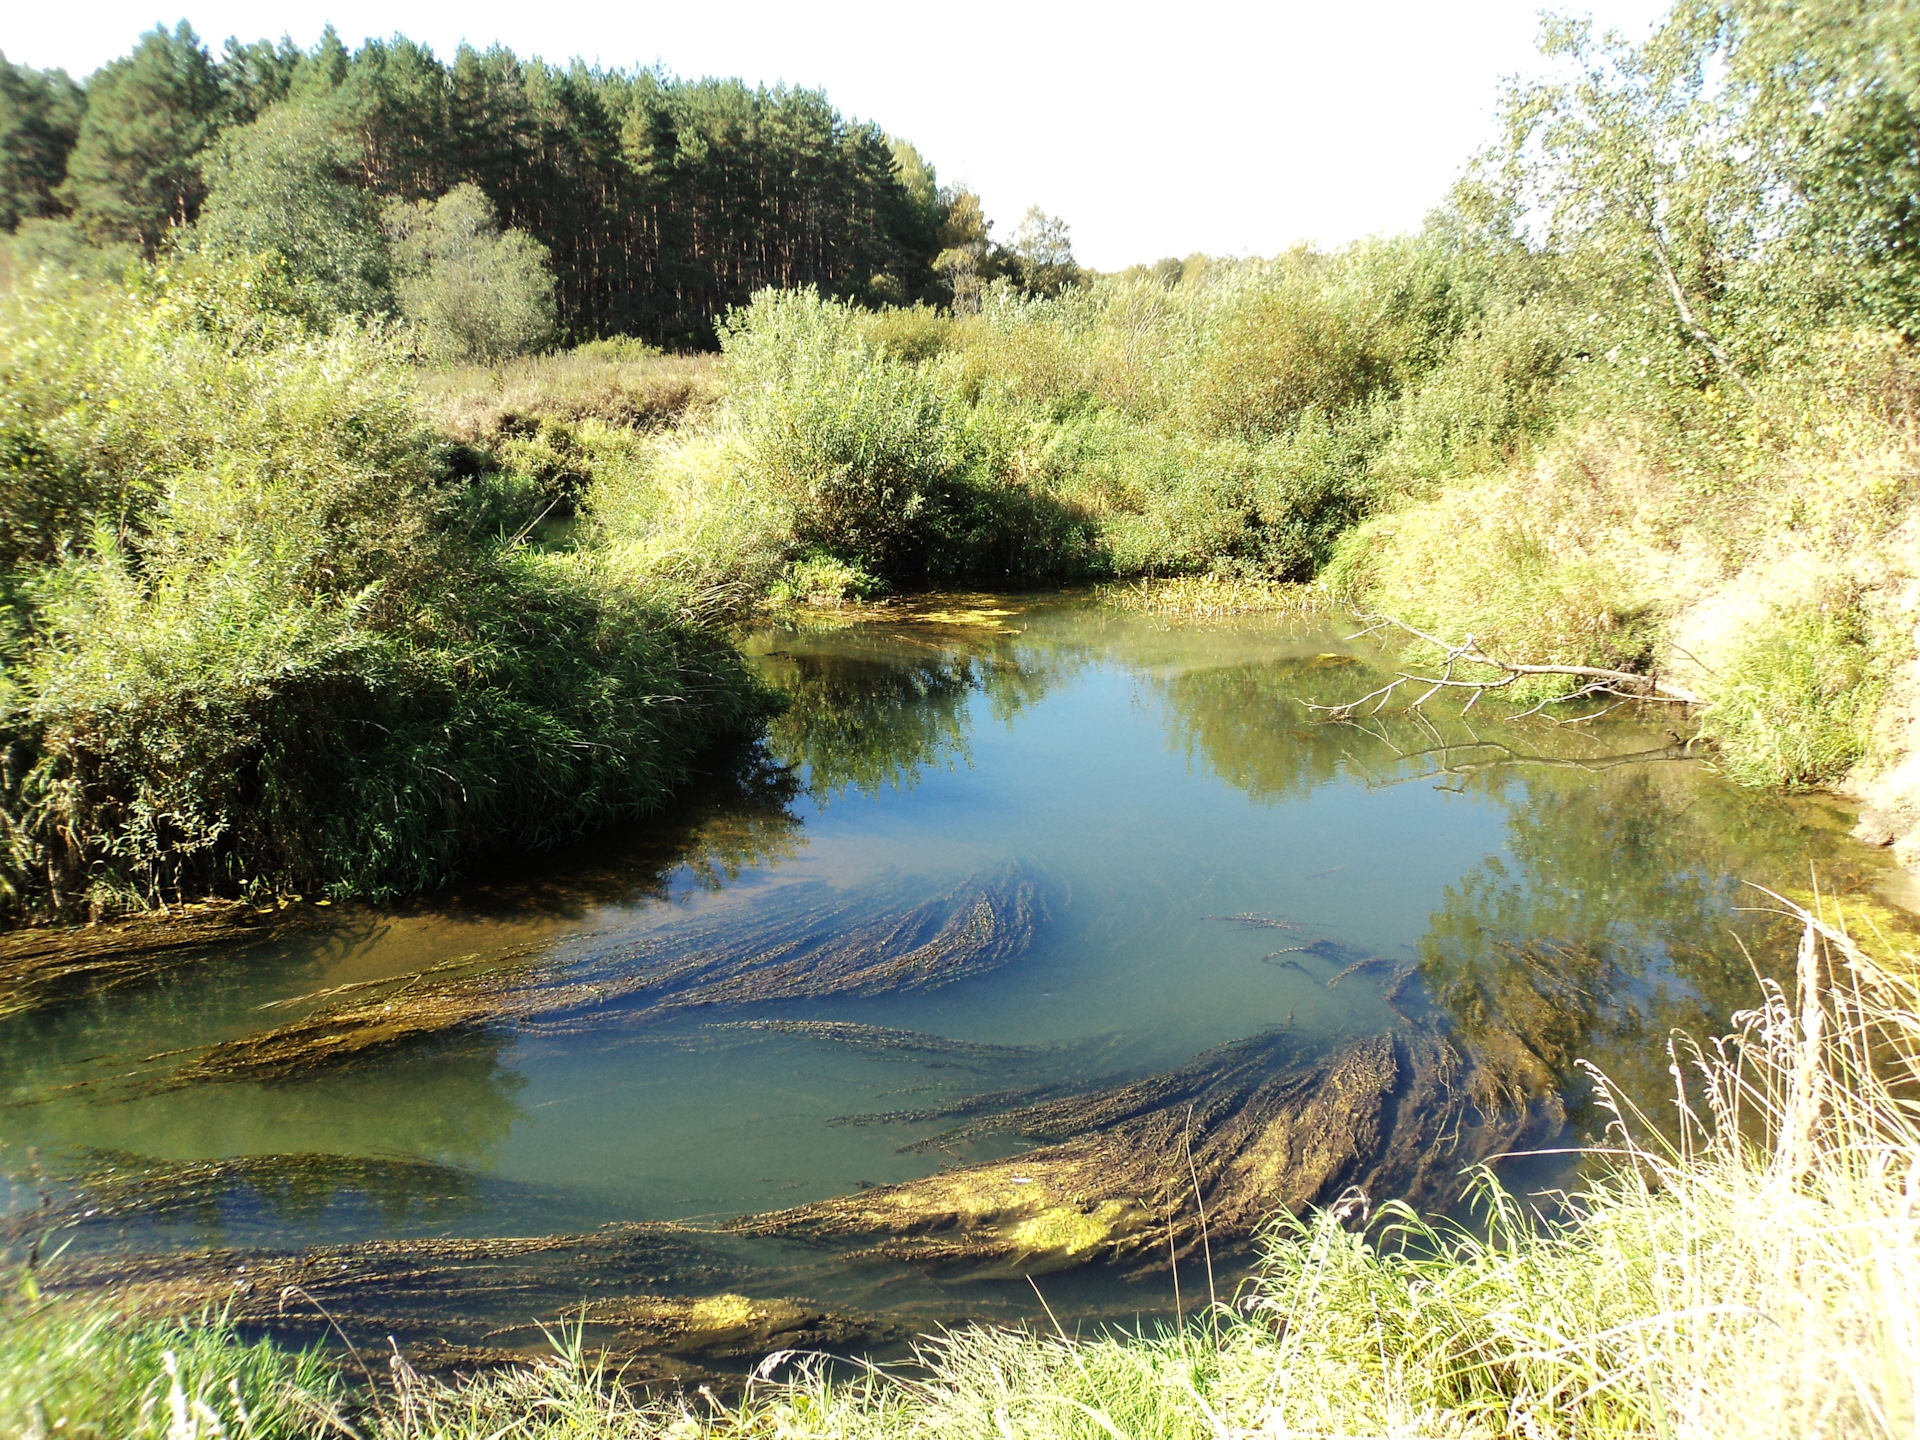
[1314,612,1707,720]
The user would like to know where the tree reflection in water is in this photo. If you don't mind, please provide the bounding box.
[1151,648,1894,1149]
[754,620,1065,803]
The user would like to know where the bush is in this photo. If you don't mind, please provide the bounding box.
[1324,478,1658,695]
[386,184,556,363]
[0,274,768,918]
[720,288,966,580]
[1377,301,1570,488]
[1184,256,1394,437]
[770,551,890,604]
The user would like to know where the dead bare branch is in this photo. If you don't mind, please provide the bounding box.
[1312,612,1706,722]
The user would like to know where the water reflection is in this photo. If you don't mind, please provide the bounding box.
[752,614,1067,804]
[1415,765,1877,1141]
[444,742,806,913]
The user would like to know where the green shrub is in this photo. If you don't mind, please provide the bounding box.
[1184,256,1394,438]
[1703,601,1886,788]
[1377,302,1570,487]
[857,302,953,363]
[771,551,890,603]
[0,274,768,918]
[386,185,556,363]
[586,429,794,622]
[1324,491,1658,697]
[721,287,967,581]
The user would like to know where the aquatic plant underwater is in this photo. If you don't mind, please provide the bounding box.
[3,899,1914,1439]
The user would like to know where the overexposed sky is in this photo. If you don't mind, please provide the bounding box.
[3,1,1670,270]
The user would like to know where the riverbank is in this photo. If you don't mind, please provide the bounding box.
[7,899,1912,1440]
[0,271,775,924]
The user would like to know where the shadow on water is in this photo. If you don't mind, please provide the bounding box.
[751,603,1074,805]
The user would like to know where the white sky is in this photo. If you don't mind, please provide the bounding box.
[4,1,1671,271]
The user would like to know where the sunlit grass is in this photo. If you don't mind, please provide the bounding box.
[1098,575,1329,619]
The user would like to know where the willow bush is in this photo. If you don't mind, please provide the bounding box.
[608,263,1437,600]
[0,266,769,920]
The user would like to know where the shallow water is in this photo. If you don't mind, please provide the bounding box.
[0,594,1895,1346]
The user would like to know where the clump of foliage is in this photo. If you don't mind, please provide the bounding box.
[194,98,389,323]
[1701,601,1889,788]
[770,552,890,605]
[385,184,556,363]
[0,55,84,233]
[603,244,1478,596]
[0,268,768,920]
[718,288,965,579]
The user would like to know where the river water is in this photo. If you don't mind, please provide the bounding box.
[0,594,1896,1361]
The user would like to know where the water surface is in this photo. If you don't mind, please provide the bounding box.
[0,594,1892,1345]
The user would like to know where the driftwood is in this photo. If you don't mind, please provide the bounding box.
[1318,613,1706,722]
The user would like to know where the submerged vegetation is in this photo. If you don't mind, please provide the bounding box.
[1,0,1915,913]
[7,903,1916,1438]
[3,0,1919,1435]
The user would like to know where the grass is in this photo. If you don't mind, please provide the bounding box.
[1701,601,1889,789]
[7,898,1913,1438]
[0,1303,347,1439]
[1098,575,1328,619]
[419,346,720,444]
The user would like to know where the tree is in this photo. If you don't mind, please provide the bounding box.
[216,34,303,127]
[932,187,996,314]
[1496,0,1920,387]
[1010,206,1079,297]
[385,183,555,361]
[0,55,84,231]
[60,24,224,250]
[42,24,953,343]
[197,100,390,321]
[1698,0,1920,336]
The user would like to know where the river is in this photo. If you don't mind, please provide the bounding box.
[0,594,1896,1377]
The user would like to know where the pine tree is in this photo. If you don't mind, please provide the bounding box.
[0,54,84,230]
[59,23,224,250]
